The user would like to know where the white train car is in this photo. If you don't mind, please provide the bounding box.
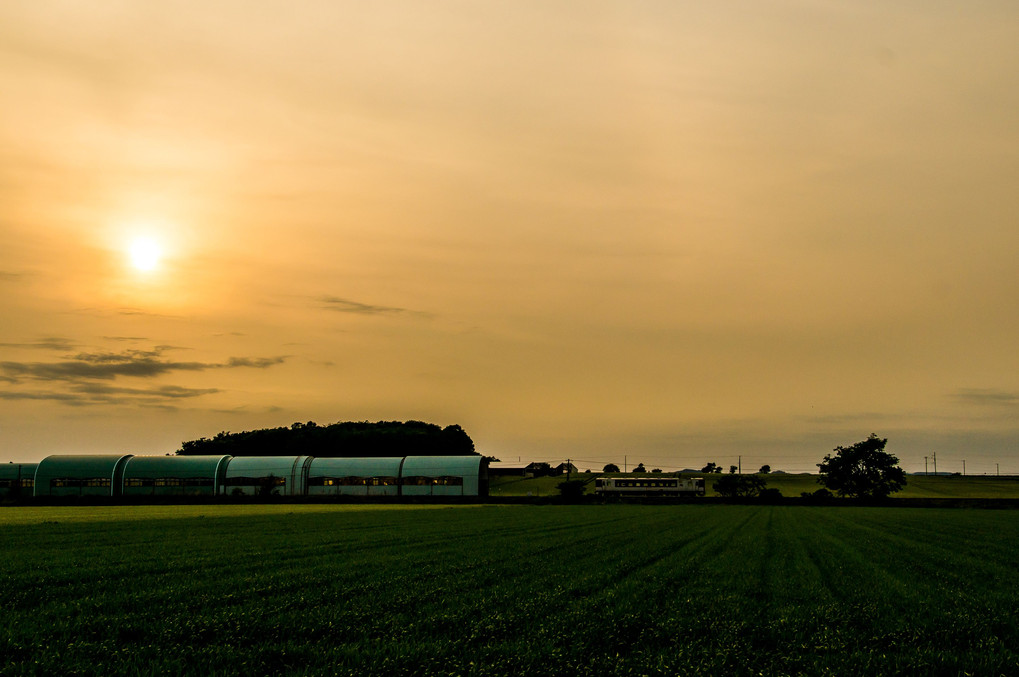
[594,475,705,497]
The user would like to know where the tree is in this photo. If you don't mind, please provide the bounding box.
[651,468,662,473]
[817,434,906,499]
[603,463,620,473]
[701,462,720,474]
[728,465,738,474]
[759,464,771,474]
[633,463,646,474]
[713,473,766,498]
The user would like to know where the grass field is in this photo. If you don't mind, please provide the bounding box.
[489,472,1019,498]
[3,504,1019,676]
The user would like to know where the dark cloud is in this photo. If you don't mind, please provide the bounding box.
[70,383,220,399]
[0,346,286,407]
[0,347,287,383]
[319,295,430,317]
[0,271,22,282]
[952,388,1019,406]
[0,337,76,351]
[226,356,287,368]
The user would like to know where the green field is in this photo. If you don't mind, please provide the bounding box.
[3,504,1019,676]
[490,472,1019,498]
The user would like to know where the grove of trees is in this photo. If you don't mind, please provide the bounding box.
[178,420,476,458]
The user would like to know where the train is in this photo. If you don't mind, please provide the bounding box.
[593,475,705,497]
[1,454,488,499]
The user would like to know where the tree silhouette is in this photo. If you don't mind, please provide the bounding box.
[817,434,906,499]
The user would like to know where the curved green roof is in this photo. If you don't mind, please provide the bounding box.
[224,456,311,477]
[36,455,133,477]
[401,455,482,477]
[0,463,38,481]
[124,455,230,478]
[34,454,133,496]
[309,457,404,478]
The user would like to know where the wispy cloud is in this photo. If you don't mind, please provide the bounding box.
[0,347,286,383]
[318,295,430,318]
[952,388,1019,406]
[0,346,286,407]
[0,270,23,282]
[0,337,76,351]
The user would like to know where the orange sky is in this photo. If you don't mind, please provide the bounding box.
[2,1,1018,472]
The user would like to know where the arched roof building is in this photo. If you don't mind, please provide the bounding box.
[34,455,133,497]
[308,457,404,496]
[122,455,231,496]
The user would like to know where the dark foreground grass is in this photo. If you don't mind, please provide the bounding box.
[2,504,1018,676]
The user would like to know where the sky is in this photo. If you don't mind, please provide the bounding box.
[2,1,1018,473]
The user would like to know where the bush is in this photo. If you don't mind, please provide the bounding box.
[557,480,588,499]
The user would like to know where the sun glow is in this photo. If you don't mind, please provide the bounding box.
[128,237,162,272]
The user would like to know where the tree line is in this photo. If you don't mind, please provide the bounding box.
[177,420,477,458]
[591,434,906,499]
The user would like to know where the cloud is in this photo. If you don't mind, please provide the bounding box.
[318,295,429,317]
[952,388,1019,406]
[0,270,23,282]
[0,346,286,407]
[0,347,287,383]
[0,337,76,351]
[0,383,219,406]
[225,356,287,368]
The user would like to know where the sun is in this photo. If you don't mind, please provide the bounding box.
[128,237,162,272]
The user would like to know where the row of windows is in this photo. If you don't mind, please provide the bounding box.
[124,478,215,488]
[224,476,286,486]
[402,476,465,486]
[607,480,681,488]
[0,479,34,489]
[309,476,465,487]
[310,477,399,487]
[51,478,111,488]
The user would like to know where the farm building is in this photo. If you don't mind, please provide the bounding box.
[34,454,133,497]
[0,462,38,498]
[6,454,489,499]
[222,456,314,496]
[122,455,230,497]
[307,456,403,497]
[401,455,487,497]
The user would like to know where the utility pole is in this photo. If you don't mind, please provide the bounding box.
[963,460,966,476]
[933,451,937,476]
[738,456,742,474]
[924,456,928,476]
[624,455,627,473]
[997,463,1000,477]
[567,458,571,482]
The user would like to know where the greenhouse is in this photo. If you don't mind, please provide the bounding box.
[0,463,37,498]
[34,455,133,497]
[122,455,231,497]
[400,455,488,497]
[307,457,404,497]
[222,456,313,496]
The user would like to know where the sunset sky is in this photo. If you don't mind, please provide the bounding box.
[2,1,1018,473]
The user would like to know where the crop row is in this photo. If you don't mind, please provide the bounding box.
[2,505,1018,675]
